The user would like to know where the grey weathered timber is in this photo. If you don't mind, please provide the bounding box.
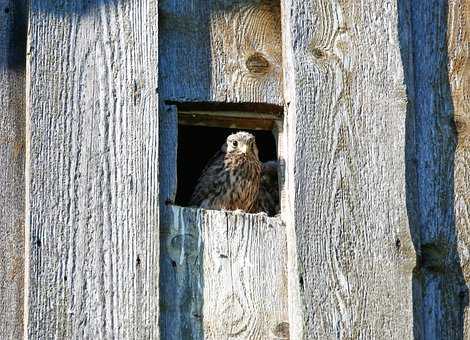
[281,0,415,338]
[26,1,159,339]
[163,206,288,340]
[449,0,470,338]
[159,0,283,105]
[398,0,468,338]
[0,1,27,339]
[159,1,284,338]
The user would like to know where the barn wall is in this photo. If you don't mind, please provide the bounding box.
[0,0,466,338]
[25,1,159,338]
[0,1,27,339]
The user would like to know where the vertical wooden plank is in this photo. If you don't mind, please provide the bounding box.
[26,1,159,338]
[398,0,468,338]
[281,0,415,338]
[448,0,470,338]
[0,1,27,338]
[164,207,288,340]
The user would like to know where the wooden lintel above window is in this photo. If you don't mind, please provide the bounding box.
[178,110,281,130]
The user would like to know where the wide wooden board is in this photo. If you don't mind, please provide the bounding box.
[161,207,288,340]
[26,2,159,338]
[281,0,415,338]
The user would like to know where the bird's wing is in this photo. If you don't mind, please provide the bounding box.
[189,150,226,207]
[200,149,225,178]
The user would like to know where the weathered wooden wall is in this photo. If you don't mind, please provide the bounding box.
[158,1,285,339]
[0,0,467,338]
[0,1,27,339]
[281,0,416,338]
[25,1,159,339]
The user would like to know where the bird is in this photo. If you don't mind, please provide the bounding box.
[189,131,262,212]
[252,160,280,217]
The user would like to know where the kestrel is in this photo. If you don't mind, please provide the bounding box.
[189,131,262,212]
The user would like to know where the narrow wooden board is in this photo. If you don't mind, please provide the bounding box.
[397,1,469,338]
[448,0,470,338]
[281,0,415,338]
[161,207,288,340]
[26,2,159,338]
[0,1,27,338]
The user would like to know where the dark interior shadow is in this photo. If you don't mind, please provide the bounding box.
[398,0,468,338]
[1,0,27,70]
[29,0,123,15]
[176,125,277,206]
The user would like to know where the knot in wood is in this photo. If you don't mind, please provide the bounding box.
[272,321,290,339]
[167,232,199,263]
[455,118,470,146]
[220,294,247,335]
[246,53,270,75]
[310,47,326,59]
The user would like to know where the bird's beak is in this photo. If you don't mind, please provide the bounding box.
[240,144,248,154]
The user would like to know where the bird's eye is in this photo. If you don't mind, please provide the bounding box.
[232,141,238,147]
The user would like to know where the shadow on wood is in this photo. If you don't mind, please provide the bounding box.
[398,0,468,338]
[0,0,27,70]
[29,1,132,15]
[158,0,282,104]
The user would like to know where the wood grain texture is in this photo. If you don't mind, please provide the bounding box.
[398,0,468,338]
[26,1,159,339]
[448,0,470,338]
[0,1,26,338]
[159,0,283,105]
[281,0,415,338]
[162,206,288,339]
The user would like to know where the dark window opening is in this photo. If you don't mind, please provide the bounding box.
[176,125,278,208]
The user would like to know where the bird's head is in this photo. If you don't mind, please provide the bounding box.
[223,131,259,158]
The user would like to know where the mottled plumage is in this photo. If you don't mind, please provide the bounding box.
[189,131,261,212]
[252,161,280,216]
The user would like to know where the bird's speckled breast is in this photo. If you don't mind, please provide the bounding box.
[223,152,261,211]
